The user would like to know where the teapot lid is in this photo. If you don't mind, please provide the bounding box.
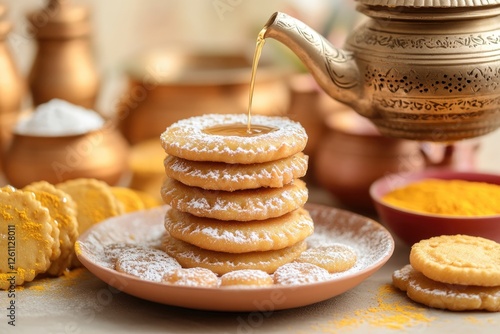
[357,0,500,7]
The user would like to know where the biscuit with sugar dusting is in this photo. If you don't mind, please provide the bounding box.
[160,114,308,164]
[0,189,55,289]
[273,262,331,285]
[57,178,123,236]
[164,208,313,253]
[115,246,181,282]
[58,178,123,267]
[294,244,357,273]
[162,234,307,275]
[111,186,145,213]
[410,234,500,287]
[393,264,500,311]
[24,181,78,276]
[132,189,161,208]
[164,152,308,191]
[163,267,219,287]
[220,269,273,287]
[161,177,308,221]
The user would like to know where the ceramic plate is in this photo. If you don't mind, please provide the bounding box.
[76,203,394,312]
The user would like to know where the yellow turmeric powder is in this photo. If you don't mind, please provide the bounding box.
[382,179,500,216]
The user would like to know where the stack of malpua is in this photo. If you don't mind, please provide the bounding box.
[159,113,312,275]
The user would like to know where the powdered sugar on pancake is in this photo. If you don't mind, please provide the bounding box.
[76,205,394,288]
[161,178,308,221]
[164,208,314,253]
[115,247,181,282]
[160,114,308,164]
[274,262,331,285]
[164,152,308,191]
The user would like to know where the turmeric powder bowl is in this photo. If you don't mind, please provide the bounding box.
[370,170,500,246]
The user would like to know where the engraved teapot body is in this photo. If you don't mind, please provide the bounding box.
[263,1,500,141]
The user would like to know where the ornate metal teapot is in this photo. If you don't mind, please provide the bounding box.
[263,0,500,141]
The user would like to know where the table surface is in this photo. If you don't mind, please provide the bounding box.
[2,187,499,334]
[1,124,499,334]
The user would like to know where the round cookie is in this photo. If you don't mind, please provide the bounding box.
[115,246,181,282]
[163,267,219,287]
[132,189,161,208]
[393,264,500,312]
[58,178,124,267]
[164,152,308,191]
[410,235,500,287]
[220,269,273,287]
[160,114,308,164]
[21,188,61,263]
[273,262,331,285]
[161,177,308,221]
[294,244,357,273]
[164,208,314,253]
[57,178,123,236]
[162,234,307,275]
[0,189,55,289]
[24,181,78,276]
[111,187,145,213]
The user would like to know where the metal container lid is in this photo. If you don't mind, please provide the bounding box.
[28,1,90,39]
[357,0,500,7]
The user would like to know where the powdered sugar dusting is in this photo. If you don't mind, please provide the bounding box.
[115,248,181,282]
[160,114,308,163]
[274,262,331,285]
[77,205,394,289]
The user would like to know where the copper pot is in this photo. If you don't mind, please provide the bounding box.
[28,0,99,108]
[286,73,327,161]
[0,5,25,173]
[314,109,425,211]
[116,50,290,144]
[263,3,500,141]
[2,125,129,188]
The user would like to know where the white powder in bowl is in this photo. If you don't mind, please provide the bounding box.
[15,99,105,136]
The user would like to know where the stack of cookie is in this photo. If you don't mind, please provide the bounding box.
[160,114,313,275]
[393,235,500,312]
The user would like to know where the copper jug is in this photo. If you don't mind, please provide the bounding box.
[117,50,290,144]
[0,5,25,170]
[28,0,99,109]
[262,1,500,142]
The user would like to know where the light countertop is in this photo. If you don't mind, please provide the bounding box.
[1,232,498,334]
[1,184,499,334]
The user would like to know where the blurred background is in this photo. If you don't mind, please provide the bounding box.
[0,0,498,212]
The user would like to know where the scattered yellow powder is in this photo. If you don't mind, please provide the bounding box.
[316,284,435,333]
[465,316,480,324]
[62,267,86,280]
[27,284,46,292]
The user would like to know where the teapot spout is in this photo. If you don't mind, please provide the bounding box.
[263,12,365,113]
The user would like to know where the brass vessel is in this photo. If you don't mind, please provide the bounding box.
[28,0,99,108]
[116,50,290,144]
[0,5,25,171]
[2,125,129,188]
[263,1,500,141]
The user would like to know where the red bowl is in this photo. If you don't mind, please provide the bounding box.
[369,169,500,246]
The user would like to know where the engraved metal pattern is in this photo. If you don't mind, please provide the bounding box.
[275,12,358,90]
[354,31,500,50]
[357,0,500,7]
[365,66,500,96]
[264,9,500,141]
